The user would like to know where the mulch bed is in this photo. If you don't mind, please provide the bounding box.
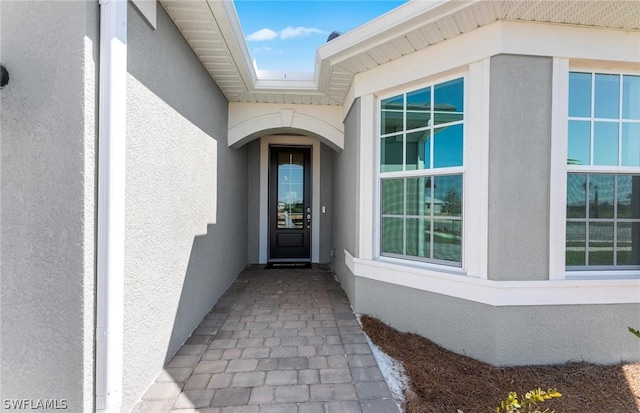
[360,315,640,413]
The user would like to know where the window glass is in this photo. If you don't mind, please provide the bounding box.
[565,222,586,266]
[406,87,431,131]
[594,74,620,119]
[433,124,463,168]
[621,123,640,167]
[569,72,591,118]
[622,75,640,120]
[381,179,404,215]
[617,175,640,219]
[588,174,614,219]
[617,222,640,265]
[566,174,640,268]
[405,130,429,171]
[381,217,403,255]
[381,134,403,172]
[406,177,429,216]
[434,78,464,113]
[566,72,640,270]
[588,222,614,265]
[379,77,464,266]
[433,219,462,262]
[568,120,590,165]
[406,218,429,258]
[566,174,587,218]
[381,94,404,135]
[593,122,618,166]
[433,175,462,217]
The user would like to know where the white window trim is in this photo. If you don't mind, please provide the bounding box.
[365,61,489,278]
[348,249,640,306]
[549,59,640,280]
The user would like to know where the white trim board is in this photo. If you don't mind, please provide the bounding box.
[348,251,640,307]
[350,21,640,104]
[260,136,321,264]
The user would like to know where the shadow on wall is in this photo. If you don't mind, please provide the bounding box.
[123,3,249,410]
[162,223,240,364]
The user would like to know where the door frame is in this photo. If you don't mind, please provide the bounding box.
[260,135,321,263]
[268,145,311,261]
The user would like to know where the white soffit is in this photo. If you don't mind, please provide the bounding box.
[161,0,640,106]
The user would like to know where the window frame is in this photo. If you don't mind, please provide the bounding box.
[375,73,468,269]
[550,60,640,279]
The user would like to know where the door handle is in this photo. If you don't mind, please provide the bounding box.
[306,209,311,229]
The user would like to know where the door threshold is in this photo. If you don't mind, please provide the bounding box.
[265,261,312,269]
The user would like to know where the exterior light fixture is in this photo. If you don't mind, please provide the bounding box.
[1,65,9,88]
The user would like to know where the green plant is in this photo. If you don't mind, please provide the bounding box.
[629,327,640,339]
[495,388,562,413]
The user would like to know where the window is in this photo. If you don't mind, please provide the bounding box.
[379,77,464,266]
[566,72,640,269]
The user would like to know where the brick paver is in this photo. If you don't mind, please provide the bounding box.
[131,265,399,413]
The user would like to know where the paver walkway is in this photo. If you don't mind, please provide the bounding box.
[132,265,399,413]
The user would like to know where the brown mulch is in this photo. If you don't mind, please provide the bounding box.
[360,315,640,413]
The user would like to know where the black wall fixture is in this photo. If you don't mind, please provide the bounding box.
[1,65,9,88]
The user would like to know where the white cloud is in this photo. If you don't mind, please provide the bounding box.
[279,26,326,39]
[247,28,278,41]
[246,26,326,42]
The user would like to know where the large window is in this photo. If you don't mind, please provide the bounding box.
[566,72,640,269]
[379,78,464,266]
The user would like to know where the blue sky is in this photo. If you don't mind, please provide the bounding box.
[233,0,407,72]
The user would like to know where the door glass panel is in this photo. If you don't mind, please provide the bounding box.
[277,152,304,229]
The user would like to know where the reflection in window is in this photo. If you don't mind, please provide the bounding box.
[568,72,640,168]
[381,175,462,265]
[566,72,640,270]
[379,77,464,266]
[566,174,640,268]
[277,153,304,229]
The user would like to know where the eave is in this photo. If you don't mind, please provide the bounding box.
[160,0,640,106]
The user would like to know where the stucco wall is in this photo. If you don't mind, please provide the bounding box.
[0,1,98,411]
[124,3,247,411]
[331,100,360,303]
[247,139,261,263]
[488,54,552,281]
[356,277,640,366]
[319,143,333,263]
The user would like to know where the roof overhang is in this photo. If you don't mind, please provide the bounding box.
[160,0,640,106]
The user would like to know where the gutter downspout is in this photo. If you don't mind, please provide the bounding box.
[96,0,126,411]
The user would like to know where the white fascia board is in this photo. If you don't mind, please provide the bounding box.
[318,0,469,65]
[206,0,256,89]
[352,21,501,100]
[351,21,640,102]
[499,21,640,63]
[253,79,320,90]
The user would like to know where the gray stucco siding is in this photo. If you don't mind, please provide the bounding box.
[123,3,247,411]
[355,277,640,366]
[0,1,98,411]
[320,143,334,263]
[247,139,261,263]
[331,99,360,303]
[488,54,553,281]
